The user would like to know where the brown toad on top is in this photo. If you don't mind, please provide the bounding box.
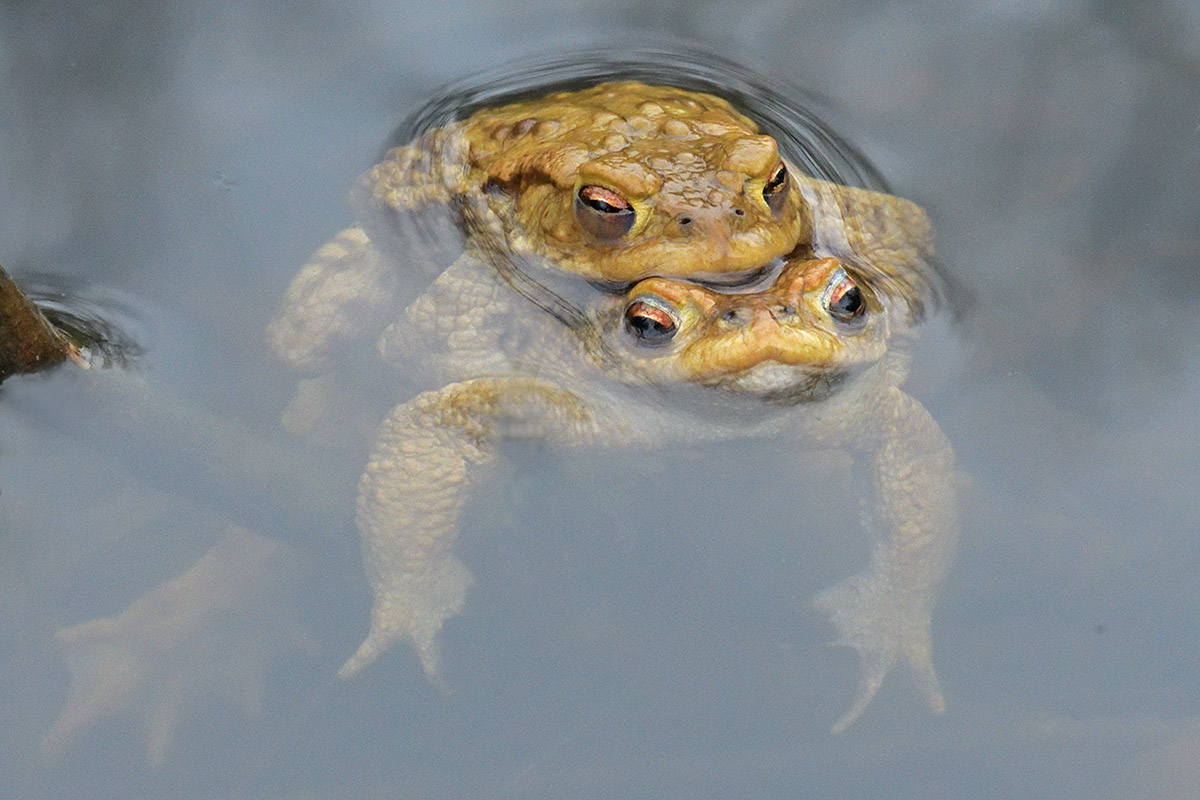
[364,81,807,282]
[268,81,935,372]
[268,80,957,733]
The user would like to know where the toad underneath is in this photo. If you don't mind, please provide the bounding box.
[268,80,959,733]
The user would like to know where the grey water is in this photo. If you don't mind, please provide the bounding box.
[2,1,1200,798]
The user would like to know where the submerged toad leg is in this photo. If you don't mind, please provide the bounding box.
[268,135,472,372]
[351,136,471,268]
[357,138,465,218]
[339,377,594,683]
[266,227,395,372]
[811,386,959,733]
[42,527,314,765]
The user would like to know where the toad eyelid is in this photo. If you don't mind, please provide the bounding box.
[578,184,631,212]
[576,184,637,239]
[764,162,787,188]
[625,293,675,315]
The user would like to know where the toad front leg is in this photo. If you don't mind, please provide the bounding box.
[339,377,594,683]
[811,386,959,733]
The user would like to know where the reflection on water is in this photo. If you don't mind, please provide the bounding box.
[2,2,1199,798]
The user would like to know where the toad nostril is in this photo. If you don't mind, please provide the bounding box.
[733,207,745,217]
[721,308,751,326]
[770,304,797,321]
[678,216,693,227]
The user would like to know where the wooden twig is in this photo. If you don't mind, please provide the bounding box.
[0,264,81,383]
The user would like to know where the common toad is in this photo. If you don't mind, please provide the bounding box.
[268,81,957,733]
[267,81,935,372]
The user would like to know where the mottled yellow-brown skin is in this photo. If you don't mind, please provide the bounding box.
[362,81,809,283]
[267,81,937,373]
[615,256,888,388]
[268,81,957,733]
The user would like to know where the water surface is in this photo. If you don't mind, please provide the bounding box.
[2,2,1199,798]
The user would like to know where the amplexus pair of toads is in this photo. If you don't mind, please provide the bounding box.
[268,79,959,734]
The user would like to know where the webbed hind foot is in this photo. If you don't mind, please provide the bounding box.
[812,571,944,734]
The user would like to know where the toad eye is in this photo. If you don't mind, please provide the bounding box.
[762,162,790,215]
[623,297,678,345]
[824,269,867,324]
[576,185,635,240]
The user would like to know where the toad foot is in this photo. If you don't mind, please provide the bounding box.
[338,555,473,688]
[812,571,944,735]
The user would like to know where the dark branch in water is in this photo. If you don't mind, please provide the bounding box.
[0,264,82,383]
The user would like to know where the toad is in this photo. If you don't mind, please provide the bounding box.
[267,81,934,373]
[268,80,957,733]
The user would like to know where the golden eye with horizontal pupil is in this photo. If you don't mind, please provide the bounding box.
[824,269,867,323]
[623,297,679,344]
[762,162,790,214]
[576,185,635,240]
